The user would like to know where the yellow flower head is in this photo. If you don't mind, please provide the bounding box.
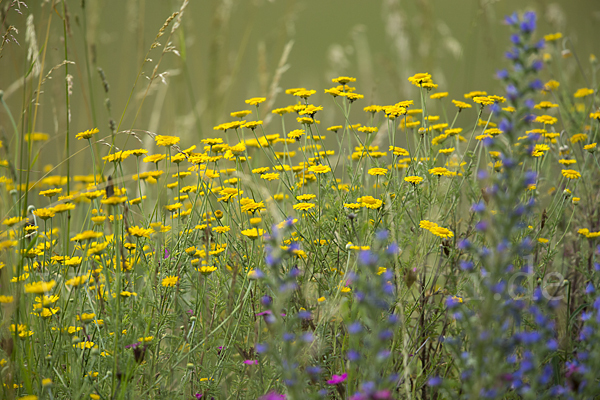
[76,128,99,140]
[245,97,267,106]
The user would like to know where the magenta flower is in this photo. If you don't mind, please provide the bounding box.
[259,392,287,400]
[243,359,258,365]
[327,372,348,385]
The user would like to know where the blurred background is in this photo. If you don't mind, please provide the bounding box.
[0,0,598,174]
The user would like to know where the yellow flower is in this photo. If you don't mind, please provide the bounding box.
[102,150,131,163]
[357,196,382,209]
[430,92,448,99]
[288,129,305,140]
[243,120,263,130]
[0,295,14,303]
[342,92,364,102]
[561,169,581,179]
[296,194,316,201]
[472,96,494,106]
[155,135,180,147]
[571,133,588,143]
[165,203,182,212]
[71,230,103,242]
[39,188,63,197]
[544,32,562,42]
[404,176,423,185]
[535,115,558,125]
[128,226,154,238]
[143,154,167,164]
[299,105,323,116]
[33,208,56,220]
[584,143,597,152]
[100,196,127,205]
[65,275,88,287]
[231,110,252,118]
[428,167,454,177]
[574,88,594,98]
[452,100,472,110]
[245,97,267,106]
[307,165,331,174]
[534,101,558,109]
[161,275,179,287]
[261,173,280,181]
[332,76,356,84]
[2,216,25,227]
[438,148,455,154]
[324,87,342,97]
[293,90,316,99]
[24,280,56,294]
[241,228,265,239]
[408,72,433,87]
[25,133,49,142]
[358,126,378,133]
[368,168,387,176]
[464,91,487,99]
[76,128,99,140]
[293,202,316,211]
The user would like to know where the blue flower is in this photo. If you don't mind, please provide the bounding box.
[496,69,509,80]
[427,376,443,387]
[460,260,474,271]
[504,12,518,25]
[358,250,378,266]
[348,322,362,334]
[520,11,536,33]
[375,229,389,241]
[529,79,543,90]
[531,59,543,71]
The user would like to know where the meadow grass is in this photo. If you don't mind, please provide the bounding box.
[0,3,599,400]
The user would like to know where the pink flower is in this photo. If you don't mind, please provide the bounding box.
[243,359,258,365]
[259,392,286,400]
[327,372,348,385]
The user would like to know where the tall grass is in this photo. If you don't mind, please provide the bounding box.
[0,2,599,400]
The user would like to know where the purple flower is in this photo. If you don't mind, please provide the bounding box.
[460,260,474,271]
[457,239,471,250]
[386,242,400,255]
[531,59,543,71]
[504,12,518,25]
[585,282,595,294]
[529,79,543,90]
[445,296,462,309]
[259,392,287,400]
[348,322,362,334]
[347,350,360,361]
[256,343,268,353]
[195,394,203,399]
[260,295,273,307]
[327,372,348,385]
[358,250,378,266]
[471,201,485,213]
[243,359,258,365]
[520,11,536,33]
[163,248,170,259]
[375,229,389,241]
[506,84,519,101]
[428,376,443,387]
[496,69,509,80]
